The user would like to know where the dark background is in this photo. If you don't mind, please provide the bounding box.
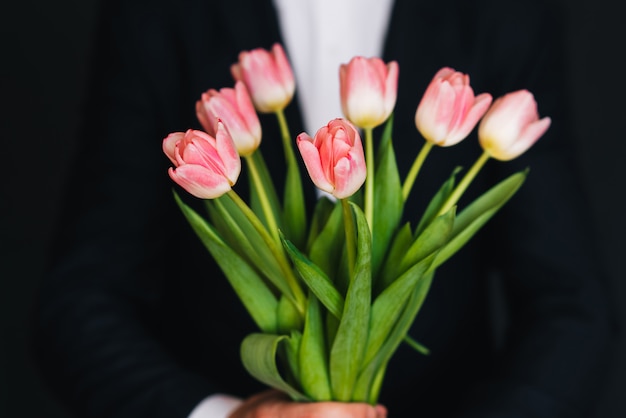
[1,0,624,416]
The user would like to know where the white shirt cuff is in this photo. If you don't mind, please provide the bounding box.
[188,394,243,418]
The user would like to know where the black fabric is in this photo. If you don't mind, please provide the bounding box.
[33,0,614,417]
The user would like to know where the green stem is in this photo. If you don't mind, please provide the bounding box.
[341,199,357,278]
[276,109,298,168]
[226,190,306,315]
[275,108,307,248]
[438,151,491,216]
[402,141,433,202]
[364,127,374,231]
[245,154,281,245]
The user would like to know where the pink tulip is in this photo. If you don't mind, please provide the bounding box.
[231,43,295,113]
[478,90,551,161]
[339,56,399,129]
[297,119,366,199]
[196,81,262,156]
[162,123,241,199]
[415,67,493,147]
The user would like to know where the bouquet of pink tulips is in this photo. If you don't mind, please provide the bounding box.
[162,44,551,404]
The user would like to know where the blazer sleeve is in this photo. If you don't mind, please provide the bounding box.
[33,1,220,417]
[456,2,616,416]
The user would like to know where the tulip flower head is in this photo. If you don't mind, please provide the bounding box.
[163,123,241,199]
[297,119,366,199]
[415,67,492,147]
[196,81,262,156]
[340,56,399,129]
[478,90,551,161]
[231,43,295,113]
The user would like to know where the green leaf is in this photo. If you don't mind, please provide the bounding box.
[372,134,403,278]
[400,208,455,274]
[240,333,310,401]
[354,272,434,403]
[277,295,304,334]
[414,167,461,237]
[281,235,344,319]
[283,330,302,385]
[377,208,453,292]
[325,311,340,355]
[308,202,346,278]
[204,200,237,247]
[362,253,436,366]
[174,192,277,333]
[209,197,282,279]
[305,197,336,253]
[208,195,291,298]
[329,203,372,401]
[404,335,430,355]
[375,223,413,294]
[299,294,332,400]
[367,365,387,405]
[432,170,527,270]
[283,147,307,249]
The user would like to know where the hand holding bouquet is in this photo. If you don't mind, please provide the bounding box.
[163,43,550,404]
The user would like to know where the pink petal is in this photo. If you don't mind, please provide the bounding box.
[331,129,352,160]
[383,61,399,115]
[196,97,216,136]
[234,81,262,138]
[501,117,551,160]
[162,132,184,165]
[207,95,253,151]
[447,86,474,130]
[434,82,460,127]
[332,152,366,199]
[297,133,334,193]
[318,130,336,183]
[271,43,295,95]
[182,140,223,173]
[341,57,387,127]
[332,157,353,199]
[339,64,349,117]
[416,81,455,144]
[214,122,241,184]
[432,67,456,80]
[230,62,243,82]
[446,92,492,146]
[168,165,232,199]
[239,46,293,113]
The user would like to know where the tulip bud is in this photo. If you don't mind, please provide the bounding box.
[478,90,551,161]
[196,81,262,156]
[415,67,492,147]
[162,123,241,199]
[231,43,295,113]
[297,119,366,199]
[339,56,398,129]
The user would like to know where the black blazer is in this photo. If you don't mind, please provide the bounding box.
[34,0,613,417]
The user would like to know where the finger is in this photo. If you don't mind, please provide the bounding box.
[281,400,383,418]
[375,404,388,418]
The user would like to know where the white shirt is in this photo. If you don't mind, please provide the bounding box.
[189,1,394,416]
[273,0,394,134]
